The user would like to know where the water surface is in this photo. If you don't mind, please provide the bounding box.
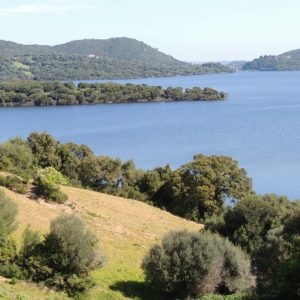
[1,71,300,199]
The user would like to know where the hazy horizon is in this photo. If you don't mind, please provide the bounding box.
[0,0,299,61]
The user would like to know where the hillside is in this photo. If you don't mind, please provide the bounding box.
[242,48,300,71]
[52,38,183,65]
[0,38,232,80]
[0,185,202,299]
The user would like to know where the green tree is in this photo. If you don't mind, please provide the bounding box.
[142,230,254,299]
[43,214,105,275]
[206,194,300,294]
[27,132,61,168]
[154,155,252,220]
[0,137,35,179]
[34,167,68,203]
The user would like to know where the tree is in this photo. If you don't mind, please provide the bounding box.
[142,230,254,299]
[205,194,300,294]
[43,214,105,275]
[34,167,68,203]
[0,137,35,179]
[79,156,122,190]
[153,155,252,220]
[27,132,61,168]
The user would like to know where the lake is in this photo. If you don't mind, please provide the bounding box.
[1,71,300,199]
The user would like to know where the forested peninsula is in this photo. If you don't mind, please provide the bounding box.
[0,81,226,107]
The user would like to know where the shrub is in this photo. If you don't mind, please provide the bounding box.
[43,214,105,276]
[64,274,95,297]
[142,230,254,299]
[0,175,28,194]
[0,137,35,180]
[48,190,68,204]
[0,263,24,280]
[0,191,18,238]
[0,238,17,264]
[34,167,68,203]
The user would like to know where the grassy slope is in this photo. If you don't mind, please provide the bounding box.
[0,185,202,299]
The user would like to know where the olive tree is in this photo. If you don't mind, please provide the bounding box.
[142,230,254,299]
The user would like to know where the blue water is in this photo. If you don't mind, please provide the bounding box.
[1,71,300,199]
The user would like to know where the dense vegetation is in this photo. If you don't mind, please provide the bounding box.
[243,49,300,71]
[0,38,232,80]
[0,81,226,107]
[143,230,254,299]
[0,132,299,299]
[0,190,104,296]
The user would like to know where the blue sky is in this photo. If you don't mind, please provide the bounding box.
[0,0,299,61]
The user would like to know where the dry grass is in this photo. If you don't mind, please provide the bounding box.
[0,185,203,299]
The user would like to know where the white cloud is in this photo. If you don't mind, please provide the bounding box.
[0,2,93,16]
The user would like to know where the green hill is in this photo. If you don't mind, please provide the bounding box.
[242,48,300,71]
[52,38,183,65]
[0,38,232,80]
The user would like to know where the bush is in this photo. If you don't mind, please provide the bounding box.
[0,263,24,280]
[0,238,17,264]
[19,215,105,296]
[48,190,68,204]
[142,231,254,299]
[64,274,95,297]
[43,214,105,276]
[34,167,68,203]
[0,137,35,180]
[0,175,28,194]
[0,191,18,238]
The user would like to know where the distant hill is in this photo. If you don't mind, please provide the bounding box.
[243,48,300,71]
[52,38,183,65]
[0,38,232,80]
[0,185,202,299]
[225,60,248,70]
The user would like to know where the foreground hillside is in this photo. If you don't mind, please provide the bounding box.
[0,185,202,299]
[243,48,300,71]
[0,38,232,80]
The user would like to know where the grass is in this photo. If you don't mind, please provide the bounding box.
[0,185,203,299]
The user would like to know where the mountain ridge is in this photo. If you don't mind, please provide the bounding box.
[243,48,300,71]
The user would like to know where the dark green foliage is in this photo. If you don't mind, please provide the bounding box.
[197,293,250,300]
[27,132,61,168]
[0,81,226,108]
[20,227,41,263]
[153,155,252,220]
[0,238,17,265]
[205,194,300,298]
[0,38,232,81]
[0,191,18,239]
[19,215,104,295]
[64,274,95,297]
[0,263,24,280]
[142,230,254,299]
[43,214,105,276]
[0,137,35,179]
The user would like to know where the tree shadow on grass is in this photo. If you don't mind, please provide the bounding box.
[110,280,165,300]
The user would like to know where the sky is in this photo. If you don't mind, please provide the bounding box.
[0,0,299,61]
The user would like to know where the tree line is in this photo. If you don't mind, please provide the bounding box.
[0,81,226,107]
[0,132,299,299]
[0,54,233,81]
